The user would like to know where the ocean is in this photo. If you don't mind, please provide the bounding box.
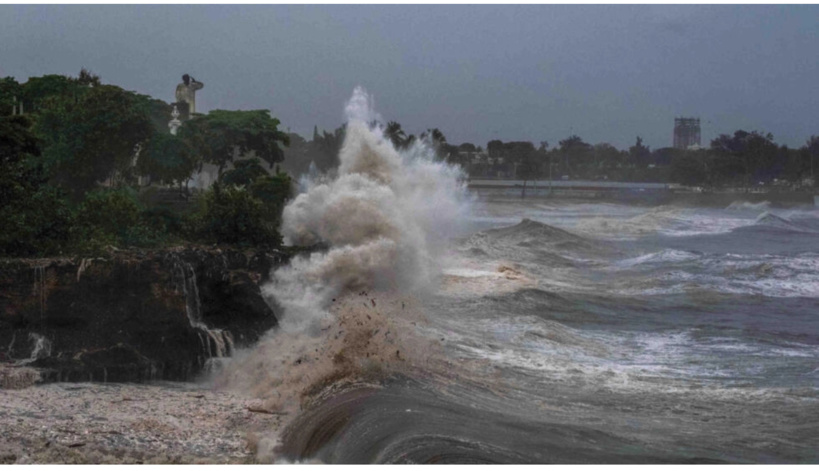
[247,197,816,463]
[215,88,819,464]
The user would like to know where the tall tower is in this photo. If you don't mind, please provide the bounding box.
[673,117,701,150]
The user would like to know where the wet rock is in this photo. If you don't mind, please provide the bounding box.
[0,247,288,383]
[0,364,39,389]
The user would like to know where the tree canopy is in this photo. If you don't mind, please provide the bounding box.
[179,109,290,174]
[137,132,197,187]
[0,70,296,256]
[33,83,154,195]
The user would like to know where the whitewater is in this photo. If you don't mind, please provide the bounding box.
[210,88,819,463]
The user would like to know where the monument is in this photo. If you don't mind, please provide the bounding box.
[175,74,204,115]
[168,105,182,135]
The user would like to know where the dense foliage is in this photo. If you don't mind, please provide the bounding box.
[0,115,73,256]
[190,183,281,247]
[0,70,293,257]
[359,119,818,189]
[34,84,154,195]
[179,109,290,174]
[2,69,818,257]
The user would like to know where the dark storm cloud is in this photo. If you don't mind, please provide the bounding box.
[2,4,818,149]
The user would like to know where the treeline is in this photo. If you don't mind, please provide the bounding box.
[288,118,817,190]
[478,131,818,189]
[0,70,292,257]
[455,132,817,189]
[4,70,817,255]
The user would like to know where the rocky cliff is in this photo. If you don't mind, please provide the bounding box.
[0,247,287,383]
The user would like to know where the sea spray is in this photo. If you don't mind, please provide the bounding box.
[217,87,471,458]
[269,86,471,332]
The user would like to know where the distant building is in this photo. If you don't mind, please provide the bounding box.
[673,117,701,150]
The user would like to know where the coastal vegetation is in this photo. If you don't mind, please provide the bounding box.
[286,119,818,191]
[2,69,817,257]
[0,70,290,257]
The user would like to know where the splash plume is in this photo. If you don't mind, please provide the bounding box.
[268,86,470,332]
[217,88,470,447]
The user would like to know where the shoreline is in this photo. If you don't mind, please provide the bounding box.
[469,184,816,208]
[0,381,277,464]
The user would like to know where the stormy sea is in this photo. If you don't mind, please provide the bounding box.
[207,88,819,464]
[8,87,815,464]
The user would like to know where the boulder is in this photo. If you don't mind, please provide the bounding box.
[0,247,286,383]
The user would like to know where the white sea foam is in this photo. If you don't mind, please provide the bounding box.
[270,86,471,332]
[570,206,751,240]
[726,201,772,211]
[219,89,472,456]
[613,249,701,269]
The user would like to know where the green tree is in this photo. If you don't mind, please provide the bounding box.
[459,142,477,152]
[250,170,292,228]
[515,142,541,182]
[384,121,408,149]
[136,132,197,188]
[0,115,73,255]
[221,158,269,186]
[74,187,152,248]
[420,128,447,153]
[670,153,707,187]
[279,132,312,176]
[21,74,88,113]
[310,124,346,170]
[0,77,22,116]
[629,136,652,168]
[710,130,779,186]
[179,109,290,175]
[652,147,683,167]
[192,183,281,246]
[558,135,592,176]
[137,94,174,133]
[33,84,153,195]
[76,68,101,87]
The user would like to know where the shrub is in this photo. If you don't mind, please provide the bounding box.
[192,183,281,247]
[0,115,74,256]
[73,187,163,249]
[0,185,74,256]
[249,171,292,227]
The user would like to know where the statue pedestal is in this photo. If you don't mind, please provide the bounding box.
[168,105,182,135]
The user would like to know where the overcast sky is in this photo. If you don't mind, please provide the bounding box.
[2,4,818,150]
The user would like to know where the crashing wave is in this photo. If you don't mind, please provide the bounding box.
[460,218,605,263]
[726,201,771,211]
[216,87,470,460]
[751,211,813,233]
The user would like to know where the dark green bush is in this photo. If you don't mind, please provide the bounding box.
[0,115,75,256]
[73,187,165,250]
[191,182,281,247]
[142,205,185,236]
[221,158,268,186]
[0,185,75,256]
[249,171,292,227]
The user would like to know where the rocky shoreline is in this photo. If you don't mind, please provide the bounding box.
[0,246,287,384]
[0,381,282,464]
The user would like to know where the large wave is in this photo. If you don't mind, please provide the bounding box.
[272,87,471,332]
[215,87,471,460]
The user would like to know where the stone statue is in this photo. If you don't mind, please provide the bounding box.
[175,74,204,115]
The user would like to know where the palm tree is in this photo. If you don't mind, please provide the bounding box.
[384,121,407,149]
[421,128,447,148]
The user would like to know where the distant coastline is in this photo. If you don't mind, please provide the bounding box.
[468,179,817,207]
